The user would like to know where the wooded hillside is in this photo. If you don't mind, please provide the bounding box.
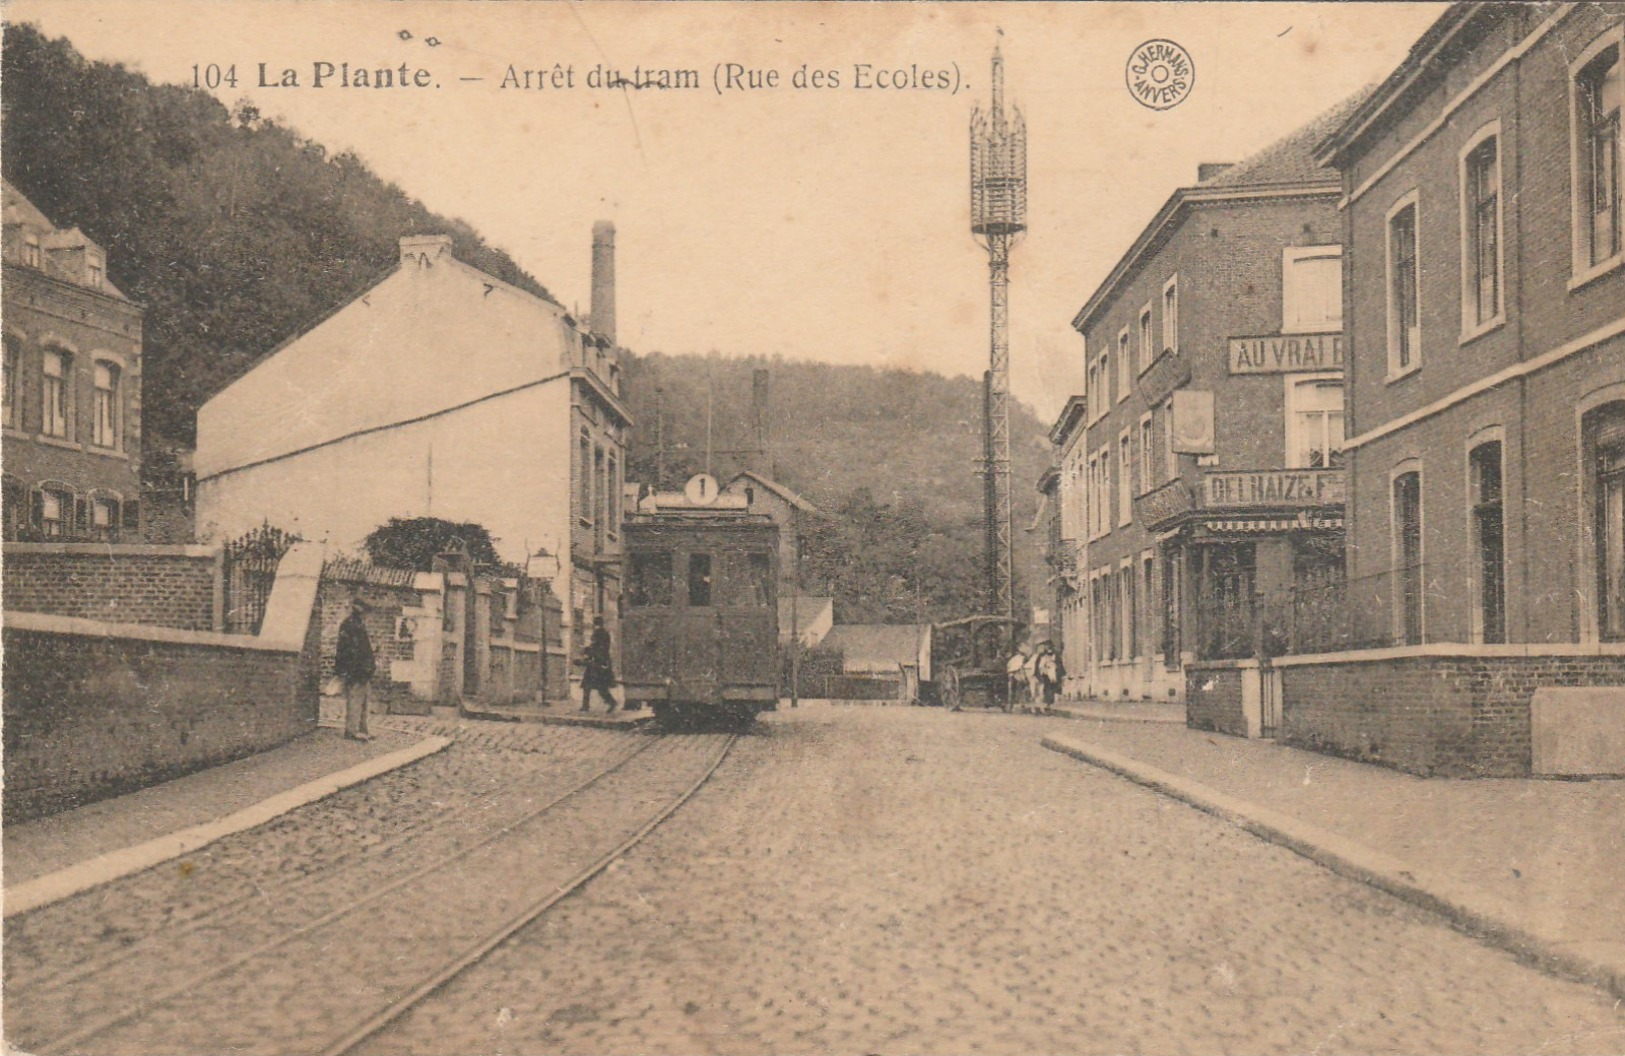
[2,23,553,450]
[3,24,1055,625]
[620,353,1052,624]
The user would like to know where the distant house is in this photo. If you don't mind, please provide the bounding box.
[779,595,833,648]
[724,470,817,596]
[816,623,933,701]
[2,179,144,541]
[195,227,632,686]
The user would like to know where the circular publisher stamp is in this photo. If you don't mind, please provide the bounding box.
[1126,39,1194,111]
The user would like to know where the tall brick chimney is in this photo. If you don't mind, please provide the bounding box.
[590,221,616,345]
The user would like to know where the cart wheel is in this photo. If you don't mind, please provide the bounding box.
[942,666,962,712]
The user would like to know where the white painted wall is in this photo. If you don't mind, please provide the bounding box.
[197,378,574,600]
[196,246,575,480]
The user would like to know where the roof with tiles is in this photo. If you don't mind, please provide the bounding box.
[1201,87,1375,190]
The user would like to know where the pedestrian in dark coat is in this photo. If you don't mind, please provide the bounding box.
[582,616,618,713]
[336,598,377,740]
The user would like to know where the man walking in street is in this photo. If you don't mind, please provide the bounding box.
[336,597,377,741]
[582,615,619,713]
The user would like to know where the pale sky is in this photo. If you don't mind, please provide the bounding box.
[7,1,1447,425]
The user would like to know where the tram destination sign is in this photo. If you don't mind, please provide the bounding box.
[1228,333,1344,374]
[1203,469,1345,508]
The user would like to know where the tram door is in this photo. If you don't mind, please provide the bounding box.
[717,550,776,688]
[678,550,720,690]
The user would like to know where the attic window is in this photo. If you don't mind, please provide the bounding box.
[22,235,40,268]
[87,260,103,289]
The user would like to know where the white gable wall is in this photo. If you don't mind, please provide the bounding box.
[197,255,573,479]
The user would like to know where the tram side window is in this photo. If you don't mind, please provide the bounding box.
[628,551,673,608]
[688,553,713,608]
[748,553,772,607]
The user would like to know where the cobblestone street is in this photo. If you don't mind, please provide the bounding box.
[364,706,1625,1056]
[8,705,1625,1056]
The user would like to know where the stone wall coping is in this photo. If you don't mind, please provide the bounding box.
[1273,642,1625,667]
[1187,658,1262,672]
[3,542,218,559]
[4,610,298,653]
[255,539,326,649]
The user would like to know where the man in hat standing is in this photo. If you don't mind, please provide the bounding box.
[581,615,618,713]
[336,597,377,740]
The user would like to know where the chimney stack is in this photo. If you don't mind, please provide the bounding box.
[590,221,616,346]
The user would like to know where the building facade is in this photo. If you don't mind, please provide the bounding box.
[195,228,631,687]
[1049,397,1090,698]
[2,180,144,541]
[1319,2,1625,650]
[1190,2,1625,776]
[1059,101,1358,704]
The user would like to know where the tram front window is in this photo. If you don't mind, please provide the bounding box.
[628,551,673,607]
[688,553,713,608]
[719,552,773,607]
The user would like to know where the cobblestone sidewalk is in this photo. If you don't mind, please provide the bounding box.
[3,725,424,890]
[1043,720,1625,985]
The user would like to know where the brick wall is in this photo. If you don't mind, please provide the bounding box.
[3,543,219,630]
[316,577,422,689]
[1277,651,1625,777]
[2,623,316,821]
[1186,662,1248,737]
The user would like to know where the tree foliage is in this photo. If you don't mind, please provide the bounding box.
[1,24,554,447]
[621,351,1050,624]
[362,517,507,573]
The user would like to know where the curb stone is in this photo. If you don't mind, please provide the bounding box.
[1046,705,1186,725]
[1041,733,1625,1003]
[3,735,453,919]
[457,703,654,731]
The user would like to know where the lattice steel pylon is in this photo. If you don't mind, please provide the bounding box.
[970,45,1026,623]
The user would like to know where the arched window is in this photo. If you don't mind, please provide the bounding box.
[33,483,74,539]
[92,361,120,448]
[2,476,26,541]
[41,348,69,438]
[3,334,20,430]
[1469,440,1506,644]
[1587,401,1625,641]
[1392,469,1424,646]
[87,491,123,542]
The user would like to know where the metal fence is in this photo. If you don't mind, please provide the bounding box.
[222,524,301,634]
[1196,562,1429,661]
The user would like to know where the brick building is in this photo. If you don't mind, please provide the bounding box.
[1318,2,1625,649]
[195,226,631,691]
[1256,2,1625,777]
[1057,98,1359,705]
[2,179,144,541]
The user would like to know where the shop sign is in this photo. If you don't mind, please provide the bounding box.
[1227,333,1344,374]
[1203,469,1345,508]
[1135,479,1194,527]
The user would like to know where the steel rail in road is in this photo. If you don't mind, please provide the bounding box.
[32,733,681,1056]
[7,735,655,1000]
[321,731,739,1056]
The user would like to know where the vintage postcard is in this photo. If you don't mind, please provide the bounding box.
[2,2,1623,1054]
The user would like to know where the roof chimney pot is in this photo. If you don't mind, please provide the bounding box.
[590,221,616,346]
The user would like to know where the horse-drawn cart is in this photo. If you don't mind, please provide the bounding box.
[929,615,1024,711]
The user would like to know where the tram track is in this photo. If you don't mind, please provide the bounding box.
[15,731,736,1056]
[5,734,657,1001]
[326,730,738,1056]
